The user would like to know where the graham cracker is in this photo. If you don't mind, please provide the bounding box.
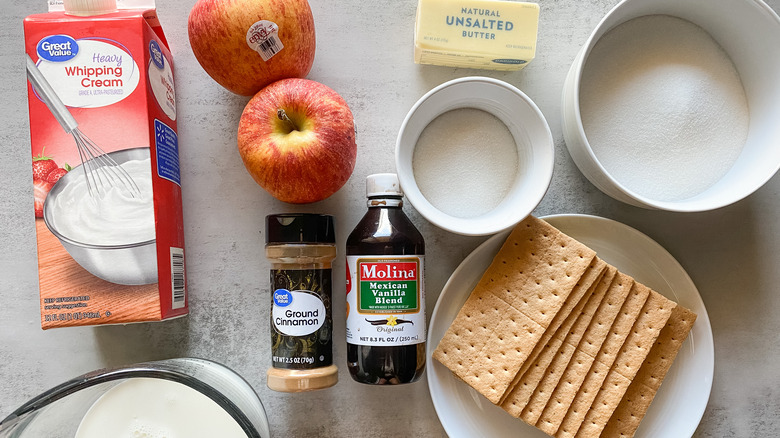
[432,215,696,438]
[630,304,697,391]
[538,349,595,436]
[520,342,578,425]
[502,338,570,418]
[519,267,617,425]
[612,291,675,381]
[600,382,654,438]
[462,305,545,403]
[558,267,618,348]
[554,281,651,438]
[433,292,508,381]
[501,267,605,416]
[500,257,607,404]
[573,290,675,437]
[537,272,635,435]
[601,305,697,438]
[433,216,597,404]
[555,360,611,438]
[578,272,636,358]
[489,216,597,328]
[573,371,632,438]
[593,283,652,371]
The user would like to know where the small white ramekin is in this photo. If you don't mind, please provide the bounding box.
[396,77,554,236]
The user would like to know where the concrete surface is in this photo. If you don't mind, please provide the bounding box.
[1,0,779,436]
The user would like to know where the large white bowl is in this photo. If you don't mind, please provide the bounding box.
[396,77,554,236]
[562,0,780,211]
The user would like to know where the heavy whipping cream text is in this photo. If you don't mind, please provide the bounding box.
[64,63,124,88]
[148,40,177,120]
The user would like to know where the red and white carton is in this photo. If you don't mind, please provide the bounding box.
[24,0,187,328]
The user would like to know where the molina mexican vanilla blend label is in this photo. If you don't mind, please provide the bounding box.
[346,256,425,346]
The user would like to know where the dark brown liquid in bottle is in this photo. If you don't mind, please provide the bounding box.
[346,197,425,384]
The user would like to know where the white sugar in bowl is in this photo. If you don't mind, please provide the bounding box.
[396,77,554,236]
[562,0,780,211]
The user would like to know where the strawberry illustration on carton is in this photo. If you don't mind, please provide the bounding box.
[32,148,70,218]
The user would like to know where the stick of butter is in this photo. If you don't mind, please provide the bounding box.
[414,0,540,71]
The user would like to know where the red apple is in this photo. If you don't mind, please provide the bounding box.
[237,78,357,203]
[188,0,315,96]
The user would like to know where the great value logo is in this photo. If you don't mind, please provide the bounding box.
[273,288,293,307]
[149,40,165,69]
[37,34,79,62]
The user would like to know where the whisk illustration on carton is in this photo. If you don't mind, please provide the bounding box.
[24,0,187,329]
[26,55,143,200]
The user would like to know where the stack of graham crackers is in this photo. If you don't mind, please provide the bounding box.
[433,216,697,438]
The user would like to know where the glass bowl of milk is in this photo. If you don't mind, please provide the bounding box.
[0,358,271,438]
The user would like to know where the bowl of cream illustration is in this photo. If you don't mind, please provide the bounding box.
[43,147,158,285]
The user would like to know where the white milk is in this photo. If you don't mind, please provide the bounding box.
[49,158,155,245]
[75,378,247,438]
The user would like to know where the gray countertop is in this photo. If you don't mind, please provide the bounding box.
[2,0,779,436]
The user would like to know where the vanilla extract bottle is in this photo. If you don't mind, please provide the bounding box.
[346,173,426,385]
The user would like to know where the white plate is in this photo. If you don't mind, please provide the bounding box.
[427,214,714,438]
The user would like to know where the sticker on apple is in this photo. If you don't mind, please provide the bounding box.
[246,20,284,61]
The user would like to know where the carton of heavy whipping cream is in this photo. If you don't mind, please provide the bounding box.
[24,0,187,329]
[414,0,540,71]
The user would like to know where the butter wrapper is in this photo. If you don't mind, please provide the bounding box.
[414,0,540,71]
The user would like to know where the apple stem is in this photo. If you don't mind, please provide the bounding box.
[277,109,299,132]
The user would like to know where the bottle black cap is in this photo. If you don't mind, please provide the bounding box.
[266,214,336,245]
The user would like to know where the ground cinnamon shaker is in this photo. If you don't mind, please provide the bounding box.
[346,173,426,384]
[266,213,338,392]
